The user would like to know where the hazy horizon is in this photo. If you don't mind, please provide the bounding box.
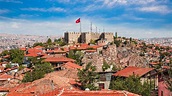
[0,0,172,39]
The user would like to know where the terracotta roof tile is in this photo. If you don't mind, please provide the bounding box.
[53,48,66,53]
[39,89,139,96]
[20,47,26,51]
[0,87,10,92]
[64,62,82,69]
[41,54,64,59]
[7,92,34,96]
[113,66,154,77]
[44,57,75,63]
[0,73,13,80]
[63,47,69,52]
[25,48,43,57]
[85,50,97,53]
[149,62,160,65]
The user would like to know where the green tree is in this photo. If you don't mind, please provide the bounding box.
[67,50,84,66]
[110,75,152,96]
[112,64,118,71]
[90,39,96,44]
[28,57,44,67]
[34,62,53,74]
[0,50,9,56]
[115,32,118,39]
[6,63,12,68]
[22,62,53,82]
[77,62,99,90]
[114,39,121,47]
[54,38,66,46]
[18,65,25,70]
[102,60,110,71]
[33,42,44,47]
[9,49,24,65]
[47,38,52,44]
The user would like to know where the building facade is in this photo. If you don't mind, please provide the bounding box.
[64,32,114,44]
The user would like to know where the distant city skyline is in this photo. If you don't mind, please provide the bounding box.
[0,0,172,38]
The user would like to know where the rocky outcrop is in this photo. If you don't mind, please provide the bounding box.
[117,47,148,67]
[82,44,149,72]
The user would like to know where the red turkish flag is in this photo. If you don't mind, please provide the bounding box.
[75,18,80,23]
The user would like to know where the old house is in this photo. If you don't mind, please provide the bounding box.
[113,66,158,89]
[44,57,75,70]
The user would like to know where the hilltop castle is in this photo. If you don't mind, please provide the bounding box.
[64,32,114,44]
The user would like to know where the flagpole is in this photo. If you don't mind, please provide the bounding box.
[80,20,81,32]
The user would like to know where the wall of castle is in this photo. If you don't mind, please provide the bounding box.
[64,32,114,44]
[84,32,92,44]
[91,32,101,41]
[64,32,81,44]
[103,32,114,43]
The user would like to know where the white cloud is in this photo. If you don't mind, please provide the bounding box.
[84,4,103,12]
[0,18,171,38]
[0,0,22,3]
[102,0,156,7]
[0,9,10,14]
[11,22,20,28]
[19,14,39,18]
[138,5,171,14]
[21,7,66,12]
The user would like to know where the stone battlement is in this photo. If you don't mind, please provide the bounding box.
[64,32,114,44]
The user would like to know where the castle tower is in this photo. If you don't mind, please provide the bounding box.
[64,32,81,44]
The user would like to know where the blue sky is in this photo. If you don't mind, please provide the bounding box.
[0,0,172,38]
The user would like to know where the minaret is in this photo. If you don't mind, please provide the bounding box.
[90,22,92,32]
[96,26,97,33]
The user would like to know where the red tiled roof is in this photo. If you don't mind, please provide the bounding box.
[39,89,139,96]
[0,87,9,92]
[38,88,60,96]
[162,66,170,69]
[46,50,54,53]
[63,47,69,52]
[69,43,89,50]
[27,48,42,53]
[53,48,66,53]
[25,48,43,57]
[0,73,13,80]
[149,62,160,65]
[7,92,34,96]
[0,62,9,65]
[88,45,101,49]
[20,47,26,51]
[69,79,81,86]
[46,48,66,53]
[64,62,82,69]
[25,53,40,57]
[113,66,154,77]
[3,55,10,58]
[85,50,97,53]
[69,44,101,50]
[44,57,75,63]
[41,54,64,59]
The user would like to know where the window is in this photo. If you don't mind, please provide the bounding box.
[100,74,106,81]
[99,83,105,90]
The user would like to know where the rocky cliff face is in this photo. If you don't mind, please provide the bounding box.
[116,47,148,67]
[82,44,149,72]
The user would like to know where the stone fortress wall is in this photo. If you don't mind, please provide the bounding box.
[64,32,114,44]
